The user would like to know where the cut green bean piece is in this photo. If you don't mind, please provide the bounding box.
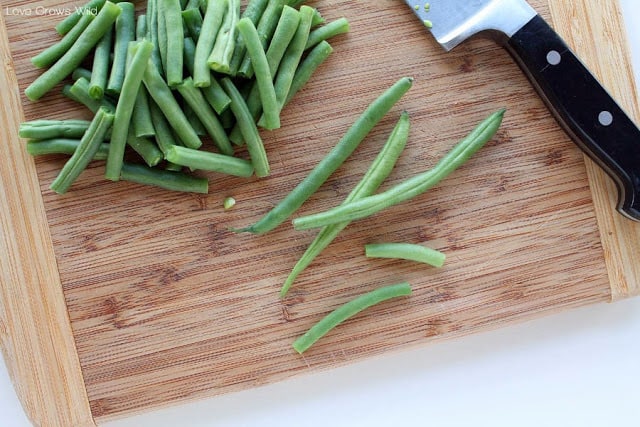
[236,77,413,234]
[25,1,121,101]
[293,109,506,230]
[120,162,208,193]
[105,40,154,181]
[50,107,114,194]
[148,100,179,154]
[165,145,254,177]
[89,26,113,99]
[106,2,135,96]
[220,77,269,177]
[228,0,269,76]
[310,8,325,27]
[55,0,107,35]
[27,139,110,160]
[147,0,164,73]
[305,17,349,50]
[208,0,240,74]
[136,14,148,39]
[281,111,410,297]
[32,13,95,68]
[126,127,163,167]
[194,0,226,86]
[365,243,446,268]
[19,120,91,140]
[284,40,332,106]
[163,0,184,86]
[175,77,233,155]
[236,17,280,130]
[182,7,204,41]
[133,86,156,137]
[292,282,412,354]
[183,37,231,114]
[223,196,236,210]
[72,67,93,82]
[66,77,117,113]
[142,59,202,150]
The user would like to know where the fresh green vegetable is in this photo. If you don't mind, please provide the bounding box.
[304,17,349,50]
[162,0,184,86]
[228,0,269,75]
[55,0,108,35]
[223,196,236,210]
[164,145,254,177]
[120,162,209,193]
[66,77,117,113]
[106,2,135,95]
[293,109,506,230]
[284,40,332,106]
[292,282,412,354]
[19,119,92,140]
[182,7,204,41]
[365,243,446,268]
[126,127,163,167]
[208,0,240,74]
[32,12,95,68]
[183,37,231,114]
[26,139,110,160]
[89,26,113,99]
[193,0,226,86]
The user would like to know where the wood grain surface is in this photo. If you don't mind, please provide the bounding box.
[1,0,638,425]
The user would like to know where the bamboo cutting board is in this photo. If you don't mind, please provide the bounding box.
[1,0,639,425]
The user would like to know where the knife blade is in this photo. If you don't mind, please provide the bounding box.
[403,0,640,222]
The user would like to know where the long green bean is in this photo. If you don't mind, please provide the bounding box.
[236,17,280,130]
[293,109,506,230]
[162,0,184,86]
[27,139,110,160]
[228,0,269,76]
[89,26,113,99]
[235,77,413,234]
[164,145,254,177]
[183,37,231,114]
[106,2,135,95]
[105,40,154,181]
[50,107,114,194]
[208,0,240,74]
[304,17,349,50]
[19,119,91,140]
[292,282,412,354]
[365,243,446,268]
[25,1,121,101]
[284,40,332,106]
[32,12,95,68]
[281,111,410,297]
[193,0,226,86]
[220,77,269,177]
[120,162,208,193]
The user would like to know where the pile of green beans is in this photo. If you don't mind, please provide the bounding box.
[21,0,349,193]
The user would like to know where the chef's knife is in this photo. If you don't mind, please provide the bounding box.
[403,0,640,221]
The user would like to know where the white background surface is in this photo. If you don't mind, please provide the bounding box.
[3,1,640,426]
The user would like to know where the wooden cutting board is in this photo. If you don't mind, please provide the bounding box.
[1,0,639,425]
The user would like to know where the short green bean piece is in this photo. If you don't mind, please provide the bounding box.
[120,162,209,193]
[220,77,269,177]
[182,7,204,41]
[32,12,95,68]
[50,107,114,194]
[55,0,107,35]
[165,145,254,177]
[236,77,413,234]
[72,67,93,82]
[183,37,231,114]
[27,139,110,160]
[193,0,226,86]
[66,77,117,113]
[19,119,91,140]
[228,0,269,75]
[236,17,280,130]
[126,127,163,167]
[89,26,113,99]
[304,17,349,50]
[147,0,164,73]
[148,100,179,154]
[284,40,332,106]
[365,243,446,268]
[292,282,412,354]
[208,0,240,74]
[293,109,506,230]
[133,86,156,137]
[162,0,184,86]
[281,111,410,297]
[25,1,121,101]
[106,2,135,96]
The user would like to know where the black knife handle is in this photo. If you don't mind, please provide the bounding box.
[506,14,640,221]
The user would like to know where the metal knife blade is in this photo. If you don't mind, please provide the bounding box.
[403,0,640,222]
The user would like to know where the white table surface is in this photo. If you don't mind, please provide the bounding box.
[3,2,640,426]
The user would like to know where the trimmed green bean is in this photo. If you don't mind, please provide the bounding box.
[365,243,446,268]
[147,0,164,73]
[292,282,412,354]
[120,162,209,193]
[182,7,204,41]
[133,86,156,137]
[32,13,95,68]
[193,0,226,86]
[148,100,179,154]
[136,14,148,39]
[185,0,202,9]
[25,1,121,101]
[310,8,325,27]
[126,127,163,167]
[235,77,413,234]
[163,0,184,86]
[66,77,117,113]
[105,40,154,181]
[208,0,240,74]
[27,139,110,160]
[228,0,269,76]
[281,111,410,297]
[89,26,113,99]
[293,109,506,230]
[50,107,114,194]
[106,2,135,96]
[164,145,254,177]
[55,0,107,35]
[220,77,269,177]
[183,37,231,114]
[305,17,349,50]
[175,77,233,155]
[19,119,91,140]
[236,17,280,130]
[142,59,203,150]
[72,68,93,82]
[156,0,168,72]
[284,40,332,106]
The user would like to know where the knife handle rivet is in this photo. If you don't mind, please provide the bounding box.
[598,111,613,127]
[546,50,561,66]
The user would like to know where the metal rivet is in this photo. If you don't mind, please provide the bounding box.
[598,111,613,126]
[546,50,561,66]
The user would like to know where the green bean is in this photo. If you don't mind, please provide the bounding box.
[281,111,410,297]
[148,100,179,154]
[32,13,95,69]
[27,139,110,160]
[175,77,233,155]
[228,0,269,76]
[142,59,203,150]
[25,1,121,101]
[194,0,226,86]
[236,17,280,130]
[89,26,113,99]
[162,0,184,86]
[156,0,168,73]
[237,0,286,78]
[55,0,107,35]
[105,40,154,181]
[310,7,325,27]
[183,37,231,114]
[286,0,306,8]
[106,2,135,96]
[164,145,254,177]
[284,40,332,106]
[72,67,93,82]
[19,119,91,140]
[184,0,202,9]
[126,127,163,167]
[208,0,240,74]
[365,243,446,268]
[256,5,313,128]
[147,0,164,73]
[305,17,349,50]
[292,282,412,354]
[66,77,117,113]
[220,77,269,177]
[235,77,413,234]
[182,7,204,41]
[120,162,208,193]
[137,14,148,40]
[50,107,114,194]
[293,108,506,230]
[132,86,156,137]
